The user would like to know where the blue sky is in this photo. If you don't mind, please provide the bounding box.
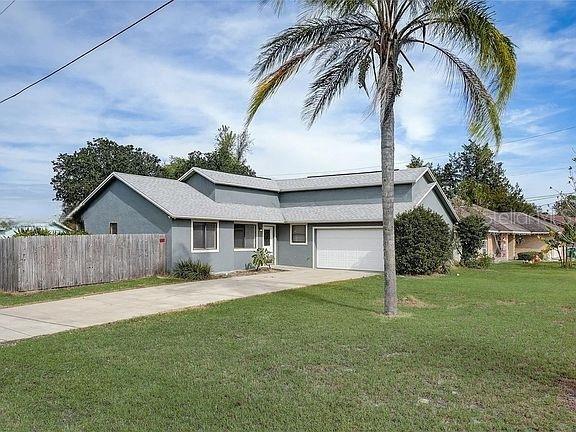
[0,0,574,220]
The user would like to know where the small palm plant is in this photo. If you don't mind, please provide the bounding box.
[248,0,516,315]
[14,227,52,237]
[251,248,274,270]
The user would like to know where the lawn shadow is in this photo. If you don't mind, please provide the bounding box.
[286,289,379,314]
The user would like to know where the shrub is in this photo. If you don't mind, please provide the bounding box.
[466,254,493,269]
[173,260,211,280]
[395,207,453,275]
[59,229,87,236]
[456,215,489,266]
[14,227,52,237]
[251,248,273,270]
[517,251,543,261]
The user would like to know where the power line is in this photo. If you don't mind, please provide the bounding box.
[508,167,569,178]
[0,0,176,105]
[0,0,15,17]
[265,126,576,178]
[503,125,576,144]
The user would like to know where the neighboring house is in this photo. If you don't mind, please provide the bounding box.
[67,167,458,272]
[454,203,561,261]
[534,213,576,228]
[0,221,71,238]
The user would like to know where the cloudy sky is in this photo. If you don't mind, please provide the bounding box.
[0,0,574,220]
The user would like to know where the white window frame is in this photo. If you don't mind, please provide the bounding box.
[191,220,219,253]
[233,222,258,251]
[290,223,308,245]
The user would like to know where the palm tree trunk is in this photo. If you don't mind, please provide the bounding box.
[381,95,398,316]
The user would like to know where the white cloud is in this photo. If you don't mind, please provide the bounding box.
[0,1,573,219]
[516,30,576,71]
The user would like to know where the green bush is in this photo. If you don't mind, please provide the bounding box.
[173,260,211,280]
[516,251,543,261]
[395,207,453,275]
[14,227,52,237]
[456,215,489,266]
[465,254,493,269]
[251,248,273,270]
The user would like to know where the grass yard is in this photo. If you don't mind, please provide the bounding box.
[0,275,183,307]
[0,262,574,431]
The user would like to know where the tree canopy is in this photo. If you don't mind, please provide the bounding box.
[409,141,535,213]
[51,138,163,214]
[52,127,258,214]
[162,126,256,179]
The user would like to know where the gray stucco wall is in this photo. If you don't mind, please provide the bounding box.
[185,174,216,200]
[215,185,280,207]
[79,180,174,268]
[277,224,313,267]
[279,184,412,207]
[80,180,172,236]
[419,189,454,227]
[411,175,432,198]
[170,219,262,272]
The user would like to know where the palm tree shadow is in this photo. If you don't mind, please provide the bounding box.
[287,289,379,314]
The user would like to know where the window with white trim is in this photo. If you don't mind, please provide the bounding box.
[193,221,218,250]
[109,223,118,235]
[234,223,257,250]
[290,224,307,245]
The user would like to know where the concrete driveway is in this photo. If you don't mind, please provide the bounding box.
[0,267,373,343]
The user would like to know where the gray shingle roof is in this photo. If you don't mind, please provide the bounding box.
[453,202,559,234]
[188,167,280,192]
[181,167,428,192]
[69,168,455,224]
[277,168,427,192]
[114,173,284,223]
[281,183,435,223]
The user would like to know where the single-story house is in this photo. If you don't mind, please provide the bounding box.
[67,167,458,272]
[0,221,71,238]
[454,203,561,261]
[535,213,576,228]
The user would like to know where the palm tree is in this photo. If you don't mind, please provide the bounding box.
[246,0,516,315]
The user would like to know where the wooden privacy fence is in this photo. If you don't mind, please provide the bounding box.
[0,234,166,292]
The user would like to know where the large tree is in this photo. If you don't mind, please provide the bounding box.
[247,0,516,315]
[52,138,163,214]
[410,141,536,213]
[163,125,256,179]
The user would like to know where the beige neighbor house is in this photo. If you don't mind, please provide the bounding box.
[454,203,562,261]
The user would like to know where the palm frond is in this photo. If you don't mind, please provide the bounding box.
[260,0,374,16]
[303,44,371,125]
[407,39,501,143]
[408,0,516,108]
[252,16,377,80]
[247,46,320,125]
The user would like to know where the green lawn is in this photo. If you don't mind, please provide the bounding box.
[0,262,574,431]
[0,275,183,307]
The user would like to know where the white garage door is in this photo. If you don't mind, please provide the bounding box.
[315,228,383,271]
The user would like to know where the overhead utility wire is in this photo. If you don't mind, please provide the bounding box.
[0,0,15,17]
[0,0,175,105]
[266,126,576,178]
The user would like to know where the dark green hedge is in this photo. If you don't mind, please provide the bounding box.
[395,207,453,275]
[456,215,490,266]
[516,251,543,261]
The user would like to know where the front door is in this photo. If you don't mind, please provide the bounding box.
[263,225,275,260]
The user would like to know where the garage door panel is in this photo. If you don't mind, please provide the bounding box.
[315,228,383,271]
